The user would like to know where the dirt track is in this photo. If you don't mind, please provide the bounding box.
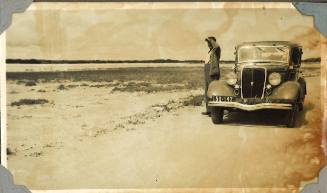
[6,75,326,190]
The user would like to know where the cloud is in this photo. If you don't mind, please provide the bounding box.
[6,4,321,60]
[301,165,327,193]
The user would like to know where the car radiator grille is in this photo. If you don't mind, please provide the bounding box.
[241,67,266,98]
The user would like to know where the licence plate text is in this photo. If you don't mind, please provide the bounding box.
[212,96,234,102]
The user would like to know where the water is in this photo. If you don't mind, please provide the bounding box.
[6,62,320,73]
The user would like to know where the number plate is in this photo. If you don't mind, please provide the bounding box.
[212,96,235,102]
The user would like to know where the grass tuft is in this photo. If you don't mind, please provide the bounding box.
[58,84,66,90]
[25,81,37,86]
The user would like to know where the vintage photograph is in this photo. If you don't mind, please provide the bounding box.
[4,2,326,190]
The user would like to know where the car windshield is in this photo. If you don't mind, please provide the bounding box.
[238,46,289,64]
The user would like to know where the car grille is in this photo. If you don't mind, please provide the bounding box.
[241,67,266,98]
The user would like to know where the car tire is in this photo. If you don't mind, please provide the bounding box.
[286,104,298,128]
[211,107,223,124]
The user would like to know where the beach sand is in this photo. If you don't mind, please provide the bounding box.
[5,65,325,190]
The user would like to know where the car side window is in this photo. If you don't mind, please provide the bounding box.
[292,48,302,66]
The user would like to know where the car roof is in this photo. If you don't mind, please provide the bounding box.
[236,41,301,49]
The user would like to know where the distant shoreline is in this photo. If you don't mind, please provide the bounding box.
[6,59,208,64]
[6,58,321,64]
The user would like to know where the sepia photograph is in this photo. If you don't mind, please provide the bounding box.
[3,2,326,191]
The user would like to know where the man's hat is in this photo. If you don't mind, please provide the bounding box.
[205,36,216,42]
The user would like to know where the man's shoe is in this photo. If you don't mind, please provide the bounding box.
[201,112,211,116]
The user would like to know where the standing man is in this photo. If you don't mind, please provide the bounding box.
[202,36,221,115]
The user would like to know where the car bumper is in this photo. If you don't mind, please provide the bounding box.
[208,101,293,111]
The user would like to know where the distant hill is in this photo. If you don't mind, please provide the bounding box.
[6,59,204,64]
[6,58,320,64]
[302,58,321,63]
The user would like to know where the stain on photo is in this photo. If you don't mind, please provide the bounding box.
[4,2,326,190]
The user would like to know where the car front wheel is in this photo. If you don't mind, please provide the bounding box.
[286,104,298,128]
[211,107,224,124]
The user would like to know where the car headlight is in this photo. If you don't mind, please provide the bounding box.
[225,72,237,85]
[268,72,282,86]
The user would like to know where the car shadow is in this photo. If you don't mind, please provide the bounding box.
[222,103,315,128]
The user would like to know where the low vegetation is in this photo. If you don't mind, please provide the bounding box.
[11,99,49,106]
[57,84,66,90]
[183,95,204,106]
[16,80,38,86]
[111,82,187,93]
[25,81,37,86]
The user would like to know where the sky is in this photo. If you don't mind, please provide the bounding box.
[6,4,321,61]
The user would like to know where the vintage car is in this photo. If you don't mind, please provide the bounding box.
[207,41,306,127]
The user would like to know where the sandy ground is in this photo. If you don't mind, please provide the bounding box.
[6,73,326,190]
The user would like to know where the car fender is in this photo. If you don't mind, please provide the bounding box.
[270,81,300,100]
[207,80,234,98]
